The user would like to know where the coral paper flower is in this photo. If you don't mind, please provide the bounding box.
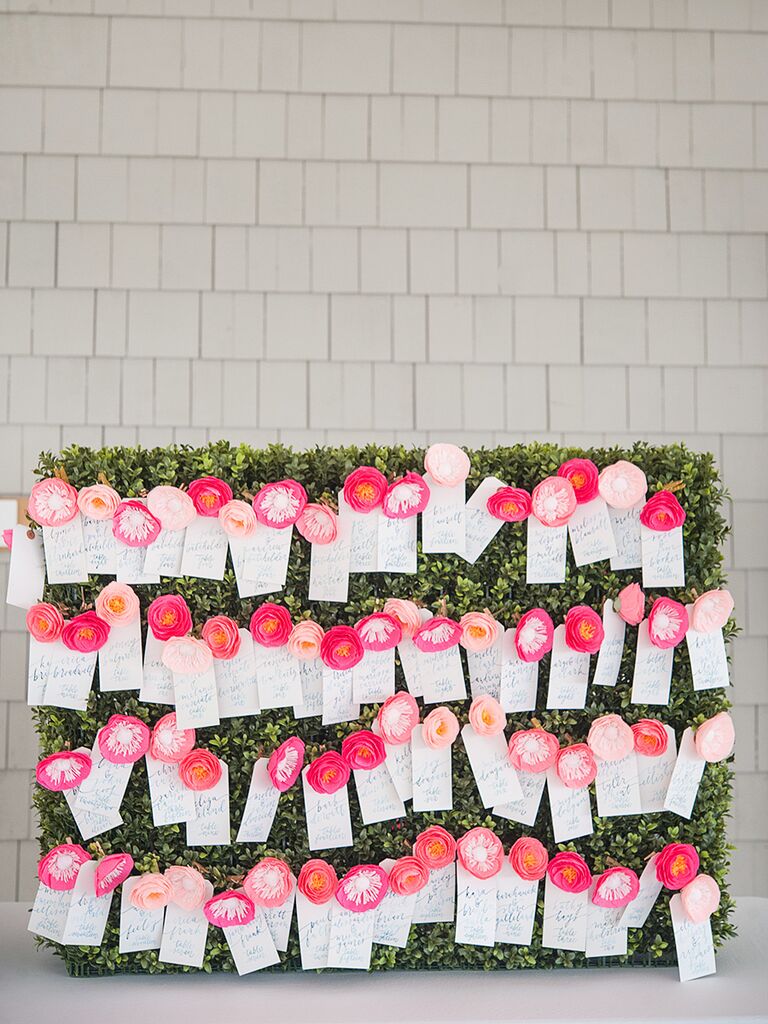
[112,500,161,547]
[647,597,689,649]
[28,478,79,527]
[412,616,461,652]
[244,857,293,908]
[287,620,325,661]
[632,719,669,758]
[681,874,720,924]
[457,827,504,880]
[218,499,257,538]
[694,711,735,763]
[298,859,338,905]
[150,713,195,764]
[509,837,549,881]
[531,476,577,527]
[36,750,92,791]
[615,583,645,626]
[267,736,305,792]
[564,605,605,654]
[77,484,121,520]
[147,594,193,642]
[178,749,222,791]
[640,490,686,532]
[592,866,639,908]
[187,476,233,517]
[95,853,134,896]
[655,843,700,890]
[38,844,91,891]
[598,461,647,510]
[202,615,241,660]
[146,485,196,531]
[98,715,150,764]
[388,856,429,896]
[295,503,338,545]
[336,864,389,912]
[204,890,255,928]
[382,598,422,639]
[343,466,388,513]
[587,714,634,762]
[162,636,213,674]
[558,458,599,504]
[507,728,559,773]
[548,851,592,894]
[413,826,456,870]
[382,472,430,519]
[355,612,402,652]
[514,608,555,663]
[305,751,351,794]
[62,611,110,653]
[253,479,307,529]
[95,582,140,627]
[468,695,506,737]
[130,873,174,910]
[690,589,734,633]
[377,691,419,745]
[423,444,471,487]
[555,744,597,789]
[459,610,500,652]
[422,707,460,750]
[26,602,64,643]
[486,486,531,522]
[250,603,292,648]
[165,865,207,911]
[341,730,386,771]
[320,625,364,670]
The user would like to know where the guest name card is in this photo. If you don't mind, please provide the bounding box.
[308,516,352,603]
[353,763,405,825]
[146,752,196,827]
[411,727,452,812]
[75,734,133,823]
[352,648,395,704]
[419,645,467,704]
[546,625,589,710]
[620,856,662,929]
[686,618,729,692]
[229,533,279,599]
[461,724,523,808]
[455,864,497,947]
[568,497,617,567]
[631,620,673,705]
[142,527,185,578]
[43,516,89,584]
[595,752,642,817]
[158,880,213,968]
[383,738,413,803]
[242,524,292,592]
[412,863,456,924]
[541,874,587,952]
[62,861,112,947]
[495,860,538,946]
[421,474,465,556]
[98,619,143,692]
[215,630,259,718]
[585,888,627,958]
[115,539,159,585]
[499,629,538,713]
[43,645,97,711]
[526,517,567,584]
[322,666,360,726]
[62,746,123,840]
[293,657,323,720]
[327,902,375,970]
[493,769,546,827]
[397,637,424,699]
[81,515,118,575]
[296,889,333,970]
[180,516,229,580]
[546,767,594,843]
[140,631,174,705]
[120,875,165,953]
[638,725,678,813]
[6,525,45,608]
[609,501,643,570]
[373,859,417,948]
[27,636,53,705]
[263,877,296,952]
[591,602,626,688]
[255,642,302,710]
[236,758,280,843]
[186,760,230,846]
[225,907,280,976]
[467,633,503,701]
[377,513,417,574]
[670,893,716,982]
[339,493,379,574]
[663,727,706,819]
[641,523,685,588]
[173,664,219,730]
[463,476,506,564]
[28,882,72,941]
[302,767,353,851]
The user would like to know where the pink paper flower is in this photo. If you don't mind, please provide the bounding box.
[640,490,686,532]
[587,714,634,762]
[647,597,688,649]
[178,749,222,791]
[287,620,325,661]
[377,691,419,745]
[468,695,506,737]
[201,615,241,660]
[130,872,174,910]
[187,476,233,517]
[305,751,351,794]
[26,602,64,643]
[531,476,577,527]
[150,713,195,764]
[486,486,531,522]
[95,853,133,897]
[355,612,402,652]
[459,610,500,652]
[204,890,255,928]
[61,611,110,653]
[412,616,461,652]
[592,866,639,908]
[28,478,79,527]
[382,598,422,639]
[146,486,195,531]
[112,500,161,547]
[509,837,548,881]
[336,864,389,912]
[555,743,597,789]
[548,851,592,894]
[77,484,121,521]
[253,479,307,529]
[457,827,504,880]
[514,608,554,663]
[422,707,460,750]
[147,594,193,641]
[165,865,207,911]
[295,503,338,545]
[267,736,305,792]
[341,730,386,771]
[382,472,430,519]
[615,583,645,626]
[162,635,213,674]
[680,874,720,924]
[320,625,364,670]
[558,457,599,504]
[632,719,669,757]
[694,711,735,763]
[297,860,338,905]
[98,714,150,764]
[413,826,456,870]
[564,605,604,655]
[95,582,140,627]
[507,728,559,773]
[598,461,647,509]
[38,844,91,891]
[243,858,293,908]
[656,843,699,890]
[218,499,257,538]
[388,856,429,896]
[36,750,92,791]
[343,466,388,513]
[690,589,734,633]
[423,444,470,487]
[2,529,11,549]
[250,603,292,648]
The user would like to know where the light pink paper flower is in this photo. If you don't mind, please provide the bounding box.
[509,837,548,881]
[382,598,422,639]
[218,499,257,538]
[382,472,430,519]
[287,619,325,660]
[423,444,470,487]
[587,714,634,762]
[531,476,577,527]
[178,749,222,791]
[514,608,555,663]
[564,605,604,655]
[413,826,456,870]
[388,856,429,896]
[38,844,91,891]
[150,712,195,765]
[422,707,460,749]
[112,500,161,547]
[36,750,92,791]
[204,890,255,928]
[201,615,241,660]
[615,583,645,626]
[507,728,559,773]
[459,610,500,652]
[343,467,388,513]
[694,711,735,763]
[253,479,307,529]
[320,625,364,670]
[555,743,597,789]
[632,719,669,757]
[412,616,461,652]
[130,872,173,910]
[298,860,338,905]
[267,736,305,792]
[295,502,338,545]
[647,597,688,649]
[557,458,599,504]
[457,827,504,880]
[680,874,720,923]
[26,602,64,643]
[377,691,419,745]
[146,486,195,531]
[95,853,133,896]
[165,865,207,911]
[355,612,402,652]
[77,484,121,521]
[162,635,213,674]
[98,714,150,764]
[592,866,639,908]
[598,461,647,510]
[548,851,592,893]
[336,864,389,912]
[468,695,506,737]
[690,589,734,633]
[62,611,110,653]
[95,581,140,627]
[28,478,79,527]
[244,858,293,908]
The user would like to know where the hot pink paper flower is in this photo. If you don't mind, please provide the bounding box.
[131,873,174,910]
[341,730,386,771]
[162,635,213,674]
[615,583,645,626]
[412,616,461,652]
[382,472,430,519]
[694,711,735,763]
[204,890,255,928]
[178,749,222,791]
[28,478,79,527]
[564,605,604,655]
[507,728,559,773]
[592,866,639,908]
[640,490,686,532]
[298,860,338,905]
[320,625,364,670]
[95,582,140,627]
[305,751,351,794]
[509,837,548,881]
[287,620,325,661]
[655,843,699,890]
[632,719,669,757]
[531,476,577,527]
[147,594,193,641]
[355,612,402,652]
[548,851,592,894]
[413,826,456,870]
[690,589,734,633]
[218,499,257,538]
[26,602,64,643]
[165,865,207,911]
[62,611,110,653]
[150,713,195,765]
[587,714,634,762]
[457,827,504,880]
[423,444,470,487]
[680,874,720,924]
[187,476,233,517]
[253,479,307,529]
[514,608,555,663]
[112,500,161,547]
[77,484,121,521]
[555,743,597,789]
[146,485,196,531]
[422,707,460,749]
[250,603,292,648]
[382,598,422,639]
[267,736,305,792]
[388,856,429,896]
[647,597,688,649]
[36,750,92,791]
[244,858,293,908]
[460,610,500,652]
[343,466,388,513]
[2,530,11,549]
[95,853,133,896]
[486,486,531,522]
[468,695,506,737]
[98,714,150,764]
[598,461,647,509]
[377,691,419,745]
[202,615,241,660]
[295,503,338,545]
[558,457,599,504]
[38,844,91,891]
[336,864,389,912]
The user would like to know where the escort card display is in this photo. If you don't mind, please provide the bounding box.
[19,442,734,982]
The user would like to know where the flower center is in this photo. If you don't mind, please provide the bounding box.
[355,482,376,503]
[79,627,95,640]
[571,471,585,488]
[336,643,351,658]
[211,629,226,646]
[108,597,126,614]
[160,611,177,626]
[578,621,596,640]
[562,866,577,885]
[468,625,485,638]
[671,854,688,877]
[201,493,216,508]
[263,618,278,634]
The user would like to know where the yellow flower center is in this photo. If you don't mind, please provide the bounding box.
[38,616,49,631]
[578,621,596,641]
[309,872,325,892]
[523,851,536,869]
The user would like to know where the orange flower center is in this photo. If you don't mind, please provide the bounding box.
[436,721,447,736]
[468,625,485,638]
[191,765,210,782]
[321,767,337,784]
[578,621,596,641]
[523,851,536,869]
[427,840,445,859]
[571,471,585,489]
[262,618,278,635]
[201,493,216,508]
[107,596,126,614]
[562,866,577,885]
[211,629,226,646]
[160,611,177,626]
[658,511,669,522]
[93,497,106,510]
[309,872,325,892]
[481,709,493,725]
[336,643,351,658]
[38,616,49,631]
[501,501,518,515]
[78,627,95,640]
[354,482,376,503]
[671,854,688,877]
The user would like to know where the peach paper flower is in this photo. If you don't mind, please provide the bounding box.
[377,691,419,745]
[507,728,559,773]
[468,695,506,737]
[412,616,461,652]
[514,608,554,663]
[647,597,688,649]
[640,490,686,532]
[694,711,735,763]
[557,457,599,504]
[98,714,150,764]
[250,603,292,648]
[592,866,639,908]
[26,602,64,643]
[341,730,386,771]
[38,844,91,891]
[147,594,193,641]
[690,589,734,633]
[355,612,402,651]
[305,751,351,794]
[298,859,338,905]
[587,714,634,762]
[615,583,645,626]
[423,444,470,487]
[253,479,307,529]
[336,864,389,912]
[77,484,121,520]
[95,853,133,896]
[204,890,255,928]
[459,610,500,652]
[486,486,531,522]
[244,857,293,908]
[95,581,140,627]
[422,707,460,749]
[187,476,233,517]
[112,500,161,547]
[202,615,241,660]
[382,472,430,518]
[388,856,429,896]
[165,865,207,911]
[218,499,257,538]
[162,636,213,674]
[287,620,325,660]
[413,826,456,870]
[295,502,338,545]
[457,827,504,879]
[632,719,669,757]
[564,605,604,654]
[150,712,195,764]
[655,843,699,890]
[130,872,173,910]
[267,736,305,791]
[146,486,195,531]
[547,851,591,893]
[382,598,422,639]
[28,478,79,527]
[343,466,388,513]
[36,750,92,791]
[531,476,577,527]
[598,460,647,509]
[509,837,548,881]
[680,874,720,924]
[320,625,364,670]
[62,611,110,653]
[555,743,597,789]
[178,749,222,791]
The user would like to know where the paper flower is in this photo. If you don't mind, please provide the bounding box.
[640,490,686,532]
[388,856,429,896]
[162,636,213,674]
[36,750,92,791]
[77,484,121,520]
[204,890,255,928]
[201,615,241,660]
[509,837,548,881]
[468,695,506,737]
[320,625,364,670]
[38,844,91,891]
[424,443,470,487]
[547,851,592,894]
[422,707,460,750]
[382,598,422,639]
[147,594,193,641]
[413,825,456,870]
[178,749,222,791]
[250,603,292,648]
[146,486,195,531]
[456,827,504,880]
[341,730,386,771]
[412,616,461,652]
[28,478,79,527]
[555,743,597,789]
[564,605,604,654]
[336,864,389,912]
[95,853,133,896]
[267,736,305,792]
[62,611,110,653]
[614,583,645,626]
[297,859,338,905]
[558,457,599,504]
[647,597,688,649]
[680,874,720,923]
[694,711,735,763]
[287,620,325,660]
[592,866,639,908]
[98,715,150,764]
[587,714,634,762]
[295,503,338,545]
[486,486,531,522]
[149,713,195,764]
[514,608,554,663]
[165,865,207,911]
[218,499,257,538]
[632,719,669,757]
[690,589,734,633]
[459,610,500,652]
[377,691,419,745]
[343,466,388,513]
[112,500,161,547]
[655,843,700,890]
[253,479,307,529]
[244,857,293,908]
[305,751,351,794]
[95,582,140,627]
[382,472,430,519]
[507,728,559,773]
[531,476,577,527]
[187,476,233,517]
[130,872,174,910]
[598,460,647,509]
[355,612,402,652]
[26,602,64,643]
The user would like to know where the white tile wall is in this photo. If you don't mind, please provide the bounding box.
[0,0,766,901]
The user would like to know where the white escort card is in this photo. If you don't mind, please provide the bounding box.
[495,859,539,946]
[412,863,456,924]
[159,880,214,968]
[339,493,379,574]
[236,758,280,843]
[115,539,159,585]
[352,648,395,704]
[526,516,567,584]
[146,752,196,827]
[308,516,352,603]
[546,767,594,843]
[263,877,296,952]
[43,516,89,585]
[455,864,497,947]
[373,859,417,948]
[139,631,174,705]
[591,602,626,688]
[663,728,706,819]
[620,856,662,929]
[301,767,353,851]
[631,620,673,705]
[28,882,72,941]
[641,523,685,588]
[119,875,165,953]
[499,628,539,712]
[686,615,729,692]
[411,727,452,812]
[75,732,133,824]
[293,658,323,720]
[585,886,627,958]
[419,645,467,704]
[322,667,360,726]
[81,515,118,575]
[61,861,113,947]
[98,619,143,692]
[186,760,230,846]
[27,636,54,705]
[296,889,333,970]
[493,769,546,827]
[225,906,280,976]
[546,625,589,710]
[242,524,292,592]
[463,476,507,564]
[637,725,678,814]
[461,724,523,808]
[568,497,617,567]
[609,501,643,570]
[353,763,405,825]
[421,474,465,556]
[7,525,45,608]
[173,664,220,730]
[397,639,424,699]
[62,746,123,840]
[377,513,417,573]
[142,527,185,578]
[327,902,375,970]
[670,893,716,982]
[254,643,302,710]
[541,874,588,952]
[42,645,97,711]
[179,516,229,581]
[467,634,503,701]
[383,737,413,803]
[595,752,642,817]
[215,631,259,717]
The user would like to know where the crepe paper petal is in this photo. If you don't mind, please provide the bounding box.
[355,612,402,652]
[147,594,193,641]
[112,500,161,547]
[61,611,110,653]
[422,707,460,749]
[78,484,121,521]
[305,751,351,795]
[297,860,338,905]
[201,615,242,660]
[28,478,79,527]
[165,866,208,911]
[468,695,506,737]
[557,458,599,504]
[267,736,305,792]
[218,499,257,538]
[131,873,173,910]
[531,476,577,527]
[382,598,422,639]
[507,728,559,773]
[341,730,386,771]
[320,625,365,670]
[36,750,92,791]
[598,461,648,509]
[564,605,604,655]
[412,616,461,652]
[146,486,196,531]
[162,635,213,674]
[382,472,430,519]
[98,714,151,764]
[508,837,548,882]
[388,856,429,896]
[459,611,500,652]
[38,844,91,892]
[377,692,420,745]
[250,603,293,648]
[26,602,65,643]
[253,479,307,529]
[555,743,597,789]
[287,620,324,660]
[187,477,233,517]
[592,866,639,908]
[178,749,222,791]
[587,714,634,763]
[655,843,699,890]
[547,851,592,894]
[694,711,735,763]
[456,827,504,880]
[95,853,134,897]
[149,713,196,765]
[342,467,388,513]
[680,874,720,924]
[95,582,140,627]
[647,597,689,650]
[514,608,554,663]
[243,858,293,908]
[423,444,471,487]
[336,864,389,913]
[632,719,669,757]
[204,890,255,928]
[690,589,734,634]
[639,490,686,532]
[413,826,456,870]
[295,503,338,545]
[614,583,645,626]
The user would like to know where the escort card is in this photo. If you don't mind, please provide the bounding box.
[42,645,97,711]
[142,527,186,578]
[686,615,729,691]
[595,751,642,817]
[98,618,143,692]
[6,525,45,608]
[377,513,417,573]
[62,860,113,946]
[353,763,405,825]
[609,500,643,570]
[115,538,159,585]
[397,638,424,698]
[293,657,323,719]
[173,664,220,730]
[663,727,706,819]
[412,862,456,924]
[463,476,507,564]
[568,497,617,567]
[236,758,280,843]
[146,752,196,827]
[254,642,302,710]
[383,737,413,803]
[158,880,213,968]
[215,630,259,717]
[302,767,353,850]
[631,620,673,705]
[139,631,175,705]
[620,855,662,929]
[81,515,118,575]
[119,875,165,953]
[541,874,588,952]
[308,516,352,603]
[27,636,53,705]
[670,893,716,982]
[526,516,567,584]
[641,523,685,588]
[62,746,123,840]
[352,648,395,704]
[455,864,497,947]
[419,645,467,704]
[296,889,333,970]
[180,516,229,580]
[225,906,280,976]
[327,902,375,970]
[493,768,546,827]
[186,760,230,846]
[591,602,626,688]
[43,516,88,585]
[462,724,523,808]
[75,733,133,823]
[28,882,72,941]
[546,766,594,843]
[495,859,539,946]
[499,628,538,712]
[638,725,678,813]
[546,625,590,710]
[322,666,360,726]
[263,876,296,952]
[373,859,417,948]
[467,633,503,701]
[339,493,379,574]
[242,523,292,592]
[411,727,452,812]
[585,885,627,958]
[421,474,465,556]
[229,533,279,599]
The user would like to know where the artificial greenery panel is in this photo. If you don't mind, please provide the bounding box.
[31,441,735,975]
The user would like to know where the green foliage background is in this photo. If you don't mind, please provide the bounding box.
[31,440,735,975]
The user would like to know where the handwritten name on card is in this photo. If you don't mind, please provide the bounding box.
[263,877,295,952]
[495,860,538,946]
[327,902,375,970]
[225,907,280,976]
[631,619,673,705]
[140,631,175,705]
[7,525,45,609]
[142,527,185,578]
[215,630,259,718]
[254,642,302,710]
[595,751,642,817]
[463,476,507,564]
[352,648,395,704]
[296,890,332,970]
[146,752,196,827]
[663,727,706,819]
[411,727,452,812]
[397,637,424,699]
[81,515,118,575]
[62,746,124,840]
[293,657,323,720]
[115,538,159,585]
[585,891,627,958]
[28,882,72,941]
[467,634,503,701]
[641,524,685,588]
[43,516,89,585]
[321,666,360,727]
[500,628,538,713]
[493,768,546,828]
[686,619,729,692]
[638,725,678,813]
[591,602,626,688]
[75,735,133,823]
[27,636,53,706]
[670,893,716,982]
[542,875,587,952]
[120,875,165,953]
[526,516,567,584]
[421,474,465,556]
[242,524,292,592]
[609,501,643,570]
[98,618,143,692]
[353,763,405,826]
[546,624,589,710]
[236,758,280,843]
[373,860,417,948]
[339,493,379,574]
[412,862,456,924]
[43,645,97,711]
[419,644,467,704]
[302,767,353,851]
[377,513,417,574]
[62,860,113,947]
[186,760,230,846]
[308,516,352,603]
[455,864,497,947]
[546,767,594,843]
[461,724,523,808]
[229,533,279,599]
[179,516,229,581]
[620,856,662,929]
[173,664,220,730]
[568,497,617,567]
[158,880,213,968]
[384,738,413,803]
